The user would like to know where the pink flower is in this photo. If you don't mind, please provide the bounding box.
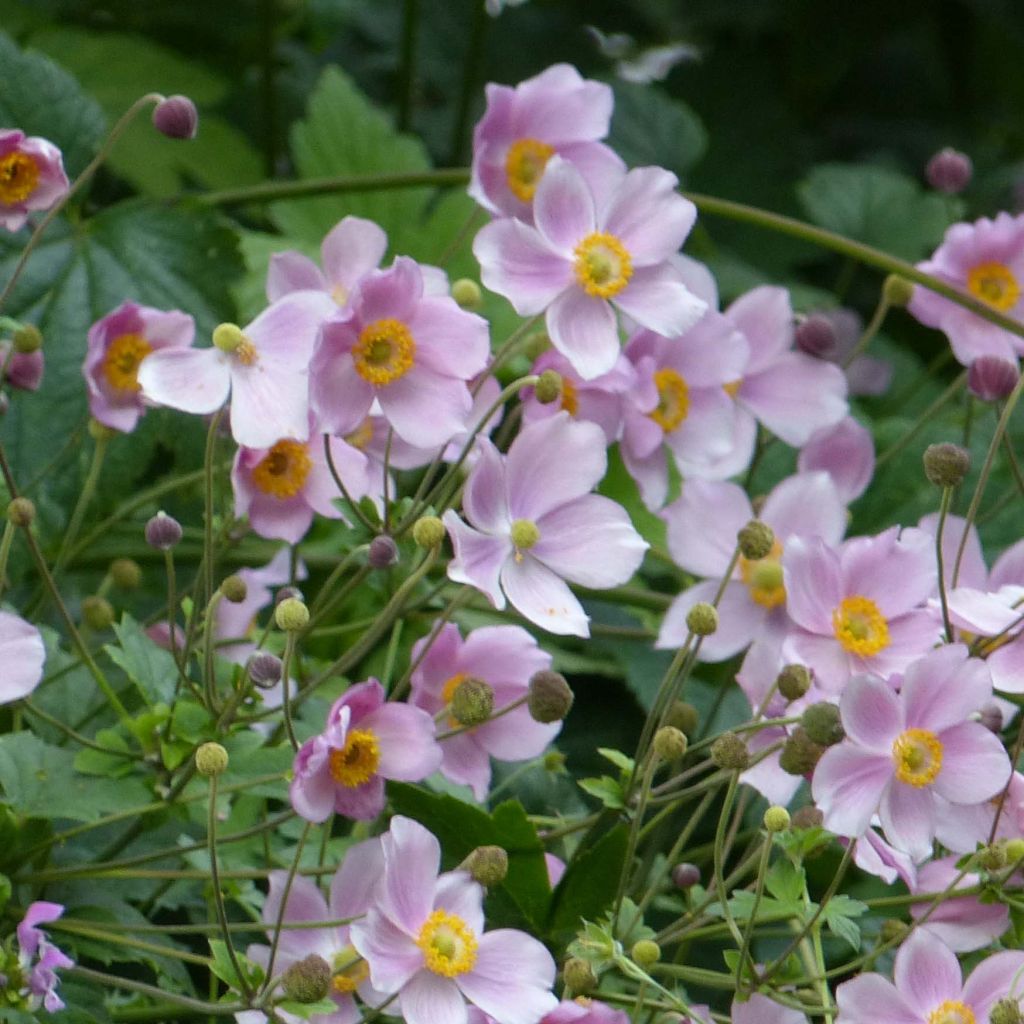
[139,291,335,448]
[908,212,1024,366]
[16,902,73,1013]
[83,301,195,432]
[541,1000,629,1024]
[410,623,560,799]
[797,416,875,503]
[0,343,43,392]
[443,413,648,637]
[836,929,1024,1024]
[350,816,557,1024]
[732,995,806,1024]
[0,610,45,704]
[290,680,441,822]
[811,644,1010,860]
[469,64,623,221]
[474,157,706,380]
[310,258,489,448]
[0,131,68,232]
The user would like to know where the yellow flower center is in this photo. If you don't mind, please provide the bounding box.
[510,518,540,564]
[213,323,259,365]
[649,368,690,433]
[560,377,579,417]
[416,909,478,978]
[331,946,369,994]
[102,332,153,392]
[441,672,468,728]
[353,318,416,386]
[892,728,944,788]
[328,728,381,788]
[967,261,1020,312]
[344,418,374,450]
[573,232,633,299]
[0,151,40,205]
[722,379,742,398]
[250,439,312,499]
[738,539,786,609]
[504,138,556,202]
[927,1001,974,1024]
[832,595,890,656]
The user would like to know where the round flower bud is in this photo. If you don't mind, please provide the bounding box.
[925,147,973,195]
[460,845,508,887]
[800,703,844,746]
[686,602,718,637]
[883,274,915,308]
[879,918,908,945]
[368,534,399,569]
[989,999,1024,1024]
[212,323,245,354]
[543,750,567,772]
[450,677,495,726]
[790,806,824,830]
[412,515,446,549]
[653,725,688,762]
[451,278,482,310]
[248,651,283,688]
[671,863,700,890]
[1005,838,1024,864]
[82,595,115,631]
[534,369,563,405]
[979,702,1004,734]
[153,94,199,140]
[794,315,838,359]
[980,841,1010,871]
[969,356,1019,402]
[275,597,309,632]
[710,732,749,771]
[737,520,774,560]
[110,557,142,591]
[562,957,597,996]
[6,496,35,527]
[281,954,331,1004]
[12,323,42,354]
[631,939,660,968]
[924,442,971,488]
[527,670,574,723]
[763,806,791,833]
[220,574,248,604]
[145,510,182,550]
[664,700,699,736]
[777,664,811,701]
[779,728,825,776]
[195,741,229,776]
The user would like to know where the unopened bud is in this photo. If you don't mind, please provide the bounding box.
[631,939,660,967]
[220,574,248,604]
[879,918,908,945]
[883,274,915,308]
[763,806,791,833]
[710,732,749,771]
[795,315,838,359]
[534,370,563,405]
[562,957,597,996]
[450,677,494,726]
[924,442,970,488]
[527,670,574,723]
[801,703,844,746]
[6,496,34,527]
[281,954,331,1003]
[969,356,1019,402]
[5,349,43,391]
[451,278,482,310]
[82,595,115,631]
[212,322,245,353]
[779,728,824,775]
[461,845,508,887]
[543,750,567,772]
[737,520,774,560]
[664,700,699,736]
[412,515,445,549]
[368,534,399,568]
[110,558,142,590]
[671,863,700,889]
[275,597,309,632]
[145,510,182,550]
[981,841,1010,871]
[195,741,229,776]
[153,94,199,140]
[653,726,688,761]
[777,664,811,701]
[990,998,1024,1024]
[12,323,41,354]
[1005,838,1024,864]
[686,602,718,636]
[248,651,283,688]
[925,147,973,195]
[790,806,824,830]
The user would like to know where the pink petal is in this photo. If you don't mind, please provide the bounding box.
[892,929,963,1009]
[879,780,936,861]
[725,286,793,374]
[350,910,423,992]
[377,365,472,447]
[457,930,557,1024]
[309,328,375,435]
[406,300,490,380]
[402,972,467,1024]
[0,612,44,702]
[839,675,903,753]
[533,157,596,253]
[614,265,707,340]
[656,581,763,661]
[836,974,919,1024]
[783,537,842,634]
[500,556,589,637]
[138,347,230,413]
[364,703,441,781]
[444,512,510,609]
[761,472,847,547]
[473,220,572,315]
[267,251,327,302]
[261,872,330,960]
[247,292,336,365]
[380,816,439,934]
[602,166,695,263]
[731,994,810,1024]
[439,732,492,800]
[330,837,385,920]
[462,439,510,535]
[433,872,485,936]
[962,951,1024,1019]
[662,479,750,577]
[811,744,892,838]
[933,721,1010,804]
[322,217,388,292]
[798,416,875,504]
[901,644,991,733]
[230,363,311,449]
[546,288,620,381]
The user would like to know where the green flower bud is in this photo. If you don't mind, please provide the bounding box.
[275,597,309,632]
[12,323,42,354]
[990,998,1023,1024]
[763,806,791,833]
[801,703,845,746]
[1005,838,1024,864]
[883,274,915,308]
[653,726,688,762]
[460,845,508,887]
[710,732,749,771]
[527,670,574,723]
[879,918,908,945]
[220,574,248,604]
[82,595,115,631]
[562,957,597,996]
[686,602,718,636]
[980,841,1009,871]
[664,700,699,736]
[737,520,774,560]
[777,664,811,701]
[779,728,825,776]
[534,370,563,405]
[451,278,483,310]
[412,515,446,549]
[631,939,660,968]
[281,954,331,1003]
[543,750,567,773]
[110,557,142,591]
[195,741,229,776]
[6,496,34,527]
[523,329,551,362]
[923,443,971,488]
[450,677,495,726]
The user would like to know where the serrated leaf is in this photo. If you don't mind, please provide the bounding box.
[596,747,635,774]
[208,940,263,991]
[708,891,802,923]
[609,82,707,180]
[547,824,628,938]
[578,776,625,809]
[772,824,834,862]
[106,615,179,704]
[821,894,867,951]
[765,860,806,904]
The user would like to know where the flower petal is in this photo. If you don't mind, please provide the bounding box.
[457,930,556,1024]
[500,556,589,637]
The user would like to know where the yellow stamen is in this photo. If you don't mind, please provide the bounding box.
[331,947,369,994]
[353,318,416,386]
[0,151,40,205]
[344,418,374,450]
[648,368,689,433]
[927,1000,974,1024]
[738,539,786,609]
[250,439,312,499]
[416,909,478,977]
[328,729,381,788]
[892,728,944,788]
[102,333,153,392]
[560,377,579,417]
[441,672,469,728]
[573,232,633,299]
[722,379,742,398]
[832,595,890,656]
[504,138,555,202]
[510,518,540,564]
[967,262,1020,312]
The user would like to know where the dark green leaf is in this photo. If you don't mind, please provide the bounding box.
[765,860,806,904]
[106,614,178,704]
[578,776,625,809]
[609,82,707,180]
[547,823,628,938]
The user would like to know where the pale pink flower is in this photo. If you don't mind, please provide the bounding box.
[797,416,875,503]
[934,771,1024,855]
[0,131,68,232]
[732,995,806,1024]
[15,902,73,1013]
[540,1000,629,1024]
[0,610,45,704]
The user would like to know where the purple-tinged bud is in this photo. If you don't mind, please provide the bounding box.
[795,315,839,360]
[145,510,182,550]
[968,356,1019,402]
[368,534,399,568]
[671,862,700,889]
[979,702,1004,734]
[5,349,43,391]
[925,147,973,195]
[276,585,304,605]
[153,95,199,140]
[248,651,283,688]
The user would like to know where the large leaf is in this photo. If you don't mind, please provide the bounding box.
[609,82,707,180]
[546,823,628,940]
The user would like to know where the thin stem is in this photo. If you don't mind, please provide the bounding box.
[935,486,955,643]
[279,632,299,750]
[736,835,772,993]
[52,428,107,575]
[262,821,313,990]
[324,434,376,531]
[203,408,225,609]
[66,966,245,1016]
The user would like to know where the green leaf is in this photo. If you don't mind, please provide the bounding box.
[547,824,628,938]
[578,776,625,809]
[772,824,833,862]
[0,31,106,176]
[277,1000,339,1020]
[797,163,949,261]
[711,890,802,923]
[609,82,707,180]
[208,940,263,991]
[596,747,635,774]
[821,894,867,951]
[106,614,179,704]
[765,860,806,904]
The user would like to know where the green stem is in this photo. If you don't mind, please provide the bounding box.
[735,835,772,993]
[52,428,107,575]
[279,632,299,750]
[65,966,245,1016]
[935,486,954,642]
